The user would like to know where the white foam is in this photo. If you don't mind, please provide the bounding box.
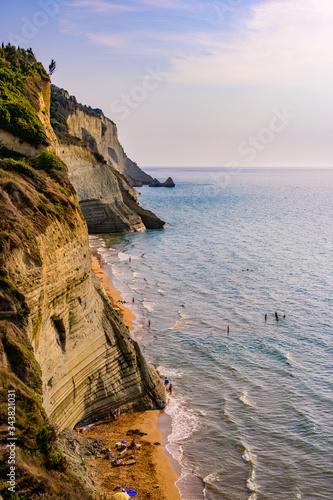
[118,252,130,262]
[165,394,200,447]
[142,298,156,313]
[246,468,260,494]
[246,479,260,492]
[158,289,165,295]
[157,366,184,379]
[240,391,257,407]
[242,450,256,463]
[203,471,220,484]
[169,310,200,330]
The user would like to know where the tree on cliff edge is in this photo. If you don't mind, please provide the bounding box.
[49,59,56,76]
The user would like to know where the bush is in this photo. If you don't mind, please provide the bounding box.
[29,151,67,173]
[36,425,55,455]
[0,45,49,146]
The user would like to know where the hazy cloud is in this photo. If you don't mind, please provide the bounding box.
[65,0,136,13]
[169,0,333,91]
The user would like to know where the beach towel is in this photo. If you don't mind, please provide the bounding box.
[123,489,137,497]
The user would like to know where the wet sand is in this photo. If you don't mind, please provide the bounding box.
[90,252,181,500]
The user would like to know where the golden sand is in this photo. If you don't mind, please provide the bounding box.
[90,252,181,500]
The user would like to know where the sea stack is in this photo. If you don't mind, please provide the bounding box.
[149,176,175,187]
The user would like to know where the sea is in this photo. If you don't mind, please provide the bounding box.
[89,167,333,500]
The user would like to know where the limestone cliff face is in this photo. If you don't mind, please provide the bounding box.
[4,206,166,430]
[66,109,153,186]
[51,89,164,232]
[55,143,146,233]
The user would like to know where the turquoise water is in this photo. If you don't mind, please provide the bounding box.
[90,168,333,500]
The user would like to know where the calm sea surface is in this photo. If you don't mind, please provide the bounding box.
[89,168,333,500]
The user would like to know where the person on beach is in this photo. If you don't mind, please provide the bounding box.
[129,257,131,263]
[148,319,151,327]
[227,325,230,334]
[110,407,115,420]
[275,311,279,321]
[130,438,137,453]
[132,297,135,304]
[117,407,121,419]
[265,314,267,322]
[164,378,169,388]
[168,384,173,395]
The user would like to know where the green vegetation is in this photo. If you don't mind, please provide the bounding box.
[23,228,31,239]
[0,44,49,146]
[29,150,67,173]
[0,145,27,161]
[50,84,104,145]
[94,151,107,164]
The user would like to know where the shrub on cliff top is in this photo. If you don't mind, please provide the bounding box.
[0,44,49,146]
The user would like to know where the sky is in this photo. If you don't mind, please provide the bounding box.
[1,0,333,168]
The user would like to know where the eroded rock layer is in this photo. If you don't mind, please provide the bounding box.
[51,88,164,231]
[66,108,153,186]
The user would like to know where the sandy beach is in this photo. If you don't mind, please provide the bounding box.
[90,252,181,500]
[91,253,136,331]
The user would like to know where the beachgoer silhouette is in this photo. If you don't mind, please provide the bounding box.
[130,438,137,453]
[129,257,131,263]
[265,314,267,322]
[164,378,169,388]
[168,384,173,394]
[132,297,135,304]
[227,325,230,334]
[148,320,151,327]
[275,312,279,321]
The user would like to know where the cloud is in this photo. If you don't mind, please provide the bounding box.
[139,0,197,10]
[168,0,333,91]
[65,0,136,13]
[86,30,209,57]
[66,0,200,13]
[86,32,127,49]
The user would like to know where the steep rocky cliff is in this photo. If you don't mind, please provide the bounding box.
[0,45,166,498]
[1,157,166,429]
[66,106,153,186]
[50,85,164,232]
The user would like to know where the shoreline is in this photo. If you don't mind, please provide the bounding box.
[91,253,136,331]
[90,249,181,500]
